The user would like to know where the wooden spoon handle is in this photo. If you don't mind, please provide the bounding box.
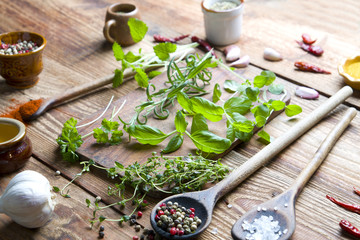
[212,86,353,202]
[291,107,357,199]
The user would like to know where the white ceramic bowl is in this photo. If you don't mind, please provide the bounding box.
[201,0,244,46]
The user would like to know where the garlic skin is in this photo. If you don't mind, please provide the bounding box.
[224,45,241,62]
[263,47,283,61]
[0,170,55,228]
[229,55,250,68]
[295,86,319,99]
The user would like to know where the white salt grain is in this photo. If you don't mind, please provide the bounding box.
[242,215,283,240]
[211,227,218,235]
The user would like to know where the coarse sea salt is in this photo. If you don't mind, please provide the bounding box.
[242,214,283,240]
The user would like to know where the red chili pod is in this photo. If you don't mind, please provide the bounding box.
[302,33,316,45]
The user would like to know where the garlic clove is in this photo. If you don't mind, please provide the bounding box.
[229,55,250,68]
[263,47,283,61]
[224,45,241,62]
[295,86,319,99]
[0,170,55,228]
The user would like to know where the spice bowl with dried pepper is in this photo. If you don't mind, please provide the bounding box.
[0,117,32,174]
[0,31,47,89]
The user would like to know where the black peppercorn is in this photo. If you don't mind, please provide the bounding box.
[98,231,105,239]
[99,225,105,232]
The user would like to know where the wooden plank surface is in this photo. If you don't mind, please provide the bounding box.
[0,0,360,239]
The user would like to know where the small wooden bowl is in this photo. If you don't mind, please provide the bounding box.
[338,55,360,90]
[0,31,47,89]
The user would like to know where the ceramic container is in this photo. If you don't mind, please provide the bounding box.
[201,0,244,46]
[0,31,46,89]
[0,118,32,174]
[338,55,360,90]
[103,3,140,46]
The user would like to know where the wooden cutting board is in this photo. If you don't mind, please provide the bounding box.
[77,67,290,168]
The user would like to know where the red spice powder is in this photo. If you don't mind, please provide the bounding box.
[0,99,43,123]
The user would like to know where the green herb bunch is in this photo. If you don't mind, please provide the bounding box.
[53,153,229,225]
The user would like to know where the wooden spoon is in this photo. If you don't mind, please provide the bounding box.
[231,107,357,240]
[149,86,353,239]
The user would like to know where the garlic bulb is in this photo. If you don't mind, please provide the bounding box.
[0,170,55,228]
[224,45,241,62]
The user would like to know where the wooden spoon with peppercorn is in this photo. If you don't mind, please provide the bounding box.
[149,87,354,239]
[231,107,356,240]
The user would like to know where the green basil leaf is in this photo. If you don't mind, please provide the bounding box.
[128,125,168,145]
[153,42,177,61]
[235,130,253,142]
[128,18,148,43]
[245,87,260,102]
[189,130,231,154]
[191,114,208,134]
[113,69,124,88]
[268,83,284,94]
[191,97,224,122]
[226,124,235,142]
[224,97,252,115]
[224,80,241,93]
[112,42,124,61]
[251,104,270,119]
[53,186,60,192]
[255,115,267,128]
[232,120,254,133]
[271,100,286,111]
[177,92,193,114]
[285,105,302,117]
[258,129,271,142]
[175,111,187,133]
[134,68,149,88]
[212,83,222,103]
[162,134,184,154]
[253,71,276,88]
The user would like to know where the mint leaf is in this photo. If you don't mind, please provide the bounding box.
[113,69,124,88]
[153,42,177,61]
[212,83,222,103]
[134,68,149,88]
[255,115,267,127]
[128,125,168,145]
[175,110,187,133]
[191,114,208,134]
[189,130,231,154]
[191,97,224,122]
[226,123,236,142]
[113,42,124,61]
[268,83,284,94]
[254,71,276,88]
[162,134,183,154]
[124,51,141,63]
[128,18,148,43]
[258,129,271,142]
[285,105,302,117]
[235,130,253,142]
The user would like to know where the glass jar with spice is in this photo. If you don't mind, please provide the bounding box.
[0,117,32,174]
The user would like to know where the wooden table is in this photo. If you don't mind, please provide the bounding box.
[1,0,360,239]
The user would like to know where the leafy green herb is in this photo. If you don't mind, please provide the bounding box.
[212,83,222,103]
[285,104,303,117]
[93,119,123,145]
[162,133,183,153]
[127,18,148,43]
[269,83,284,94]
[153,42,177,61]
[56,118,83,162]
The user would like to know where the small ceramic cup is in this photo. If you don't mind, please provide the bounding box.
[103,3,140,46]
[0,31,47,89]
[201,0,244,46]
[0,117,32,174]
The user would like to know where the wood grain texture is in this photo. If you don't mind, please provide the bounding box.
[0,0,360,239]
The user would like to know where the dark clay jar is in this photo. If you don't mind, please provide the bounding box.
[0,117,32,174]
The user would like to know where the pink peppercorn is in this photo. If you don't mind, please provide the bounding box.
[190,208,195,213]
[137,211,143,218]
[170,209,176,215]
[158,210,164,216]
[178,230,184,236]
[155,215,160,222]
[133,236,139,240]
[189,214,195,218]
[169,227,177,236]
[160,203,166,207]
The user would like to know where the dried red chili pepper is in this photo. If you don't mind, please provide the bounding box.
[190,36,217,58]
[339,220,360,237]
[294,61,331,74]
[353,187,360,197]
[301,33,316,45]
[326,195,360,214]
[153,34,189,43]
[296,40,324,56]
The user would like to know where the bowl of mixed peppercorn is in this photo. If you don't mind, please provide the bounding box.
[0,31,46,89]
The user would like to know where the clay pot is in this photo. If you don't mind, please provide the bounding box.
[0,31,47,89]
[0,118,32,174]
